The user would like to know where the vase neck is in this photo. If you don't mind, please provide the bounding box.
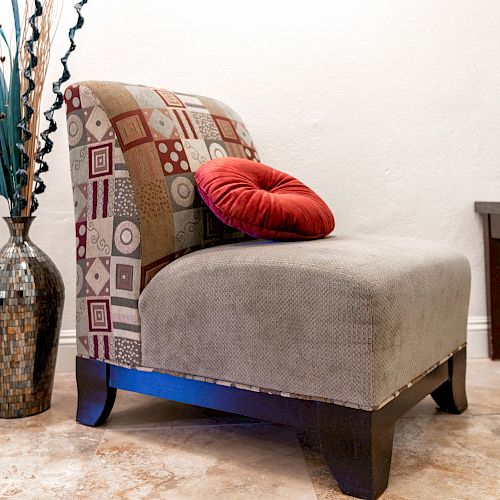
[3,217,34,243]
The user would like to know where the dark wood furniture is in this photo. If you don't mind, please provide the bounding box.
[76,348,467,500]
[475,201,500,359]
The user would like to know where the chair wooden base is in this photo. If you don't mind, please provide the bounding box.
[76,348,467,500]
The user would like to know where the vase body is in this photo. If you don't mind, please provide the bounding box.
[0,217,64,418]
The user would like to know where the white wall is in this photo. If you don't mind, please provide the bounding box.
[2,0,499,355]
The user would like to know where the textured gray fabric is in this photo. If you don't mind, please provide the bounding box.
[139,235,470,409]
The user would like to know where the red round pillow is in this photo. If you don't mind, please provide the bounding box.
[194,158,334,241]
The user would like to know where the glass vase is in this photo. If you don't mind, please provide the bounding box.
[0,217,65,418]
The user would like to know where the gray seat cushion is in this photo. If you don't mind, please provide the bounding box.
[139,235,470,410]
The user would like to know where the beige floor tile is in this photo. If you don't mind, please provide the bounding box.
[77,423,317,500]
[384,415,500,500]
[0,425,104,499]
[0,375,103,498]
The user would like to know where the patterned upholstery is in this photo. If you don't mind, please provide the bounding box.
[66,81,258,365]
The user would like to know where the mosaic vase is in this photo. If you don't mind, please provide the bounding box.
[0,217,64,418]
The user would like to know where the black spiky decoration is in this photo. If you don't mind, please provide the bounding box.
[31,0,89,214]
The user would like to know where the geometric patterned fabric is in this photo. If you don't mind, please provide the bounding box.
[66,81,259,365]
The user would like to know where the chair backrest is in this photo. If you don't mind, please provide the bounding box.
[66,81,259,363]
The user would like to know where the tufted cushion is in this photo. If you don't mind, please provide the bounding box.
[195,158,335,240]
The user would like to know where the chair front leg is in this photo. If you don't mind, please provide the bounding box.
[76,356,116,427]
[317,402,395,500]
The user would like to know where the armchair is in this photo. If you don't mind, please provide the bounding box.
[66,81,470,500]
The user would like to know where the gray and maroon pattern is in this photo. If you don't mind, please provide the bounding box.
[66,81,258,365]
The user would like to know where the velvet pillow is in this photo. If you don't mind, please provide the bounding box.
[194,158,334,241]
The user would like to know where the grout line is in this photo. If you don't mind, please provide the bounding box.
[70,428,108,498]
[296,438,322,500]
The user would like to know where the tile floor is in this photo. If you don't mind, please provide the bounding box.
[1,359,499,499]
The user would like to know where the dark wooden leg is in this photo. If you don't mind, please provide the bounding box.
[317,403,395,500]
[431,348,468,414]
[479,212,500,359]
[76,357,116,426]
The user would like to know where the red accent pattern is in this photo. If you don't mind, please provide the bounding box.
[155,140,190,175]
[213,116,240,144]
[154,89,185,108]
[88,142,113,179]
[87,299,112,333]
[181,110,198,138]
[64,85,81,112]
[76,222,87,260]
[112,110,153,151]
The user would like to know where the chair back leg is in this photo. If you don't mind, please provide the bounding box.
[431,348,468,414]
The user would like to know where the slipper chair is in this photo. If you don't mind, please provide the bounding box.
[66,81,470,500]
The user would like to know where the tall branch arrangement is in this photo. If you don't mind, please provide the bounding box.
[0,0,88,217]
